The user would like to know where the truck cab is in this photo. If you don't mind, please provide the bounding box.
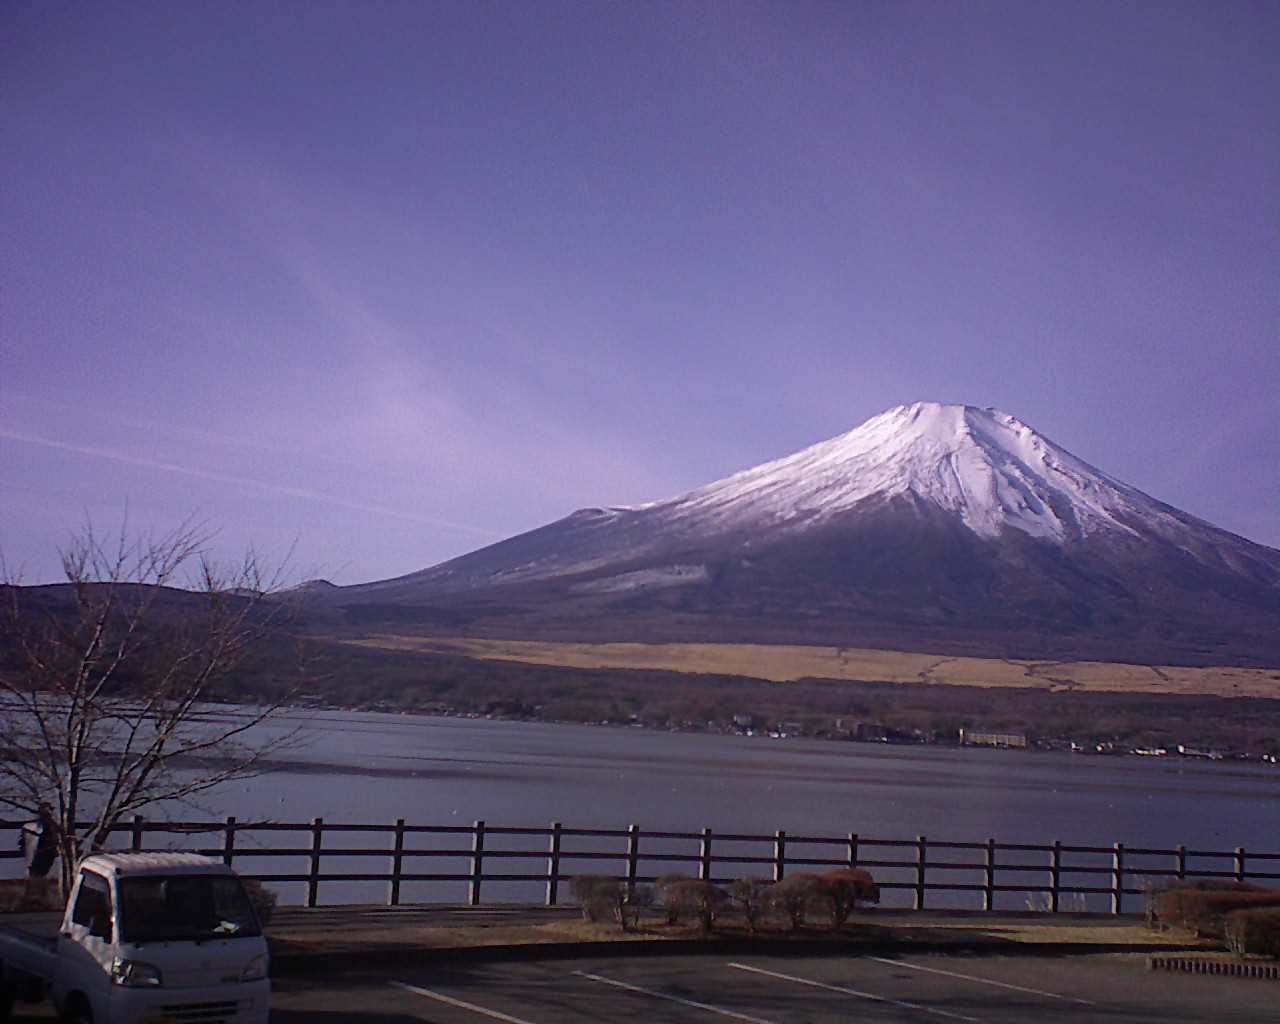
[4,852,270,1024]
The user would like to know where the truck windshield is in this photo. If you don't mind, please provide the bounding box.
[118,875,262,943]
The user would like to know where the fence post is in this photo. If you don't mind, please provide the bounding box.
[223,816,237,867]
[983,838,996,912]
[1111,842,1125,915]
[1175,844,1187,881]
[1050,839,1061,913]
[469,820,485,906]
[773,830,786,882]
[699,828,713,882]
[387,818,405,907]
[914,836,927,911]
[545,822,562,906]
[848,833,859,868]
[626,824,640,896]
[131,815,144,852]
[1235,847,1246,883]
[307,817,324,908]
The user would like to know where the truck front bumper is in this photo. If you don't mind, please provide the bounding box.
[110,978,270,1024]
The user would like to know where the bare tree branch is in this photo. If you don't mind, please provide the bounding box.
[0,519,304,891]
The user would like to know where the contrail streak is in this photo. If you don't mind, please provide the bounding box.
[0,428,497,538]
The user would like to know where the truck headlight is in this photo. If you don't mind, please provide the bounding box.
[111,958,163,987]
[241,953,269,982]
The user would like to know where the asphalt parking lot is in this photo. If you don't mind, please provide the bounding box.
[269,951,1280,1023]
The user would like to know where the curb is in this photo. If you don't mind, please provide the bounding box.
[1148,955,1280,980]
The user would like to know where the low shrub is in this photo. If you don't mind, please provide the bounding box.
[729,877,770,933]
[817,868,879,927]
[1224,907,1280,959]
[657,877,728,933]
[767,874,825,931]
[0,877,60,912]
[241,878,278,927]
[656,875,691,925]
[624,883,655,930]
[1156,886,1280,938]
[570,875,651,931]
[571,875,618,923]
[1144,878,1255,929]
[1025,891,1053,913]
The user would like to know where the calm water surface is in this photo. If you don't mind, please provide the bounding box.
[209,709,1277,850]
[8,708,1276,908]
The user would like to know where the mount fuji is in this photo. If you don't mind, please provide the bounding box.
[320,403,1280,666]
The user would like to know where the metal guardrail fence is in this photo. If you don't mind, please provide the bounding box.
[3,818,1277,912]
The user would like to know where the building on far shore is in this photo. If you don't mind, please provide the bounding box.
[960,728,1028,749]
[1176,744,1224,760]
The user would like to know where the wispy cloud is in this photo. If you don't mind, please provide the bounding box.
[5,391,369,468]
[0,428,498,539]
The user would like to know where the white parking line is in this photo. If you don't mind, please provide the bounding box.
[572,970,779,1024]
[862,956,1095,1006]
[391,980,541,1023]
[727,962,982,1023]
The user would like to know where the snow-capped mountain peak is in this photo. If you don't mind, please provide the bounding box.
[327,400,1280,666]
[653,402,1149,542]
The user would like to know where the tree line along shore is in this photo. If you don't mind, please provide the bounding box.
[223,635,1280,763]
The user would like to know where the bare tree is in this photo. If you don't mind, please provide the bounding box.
[0,519,302,892]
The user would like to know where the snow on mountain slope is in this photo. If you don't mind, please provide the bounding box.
[648,402,1154,542]
[339,401,1279,603]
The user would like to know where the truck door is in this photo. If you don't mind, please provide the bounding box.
[55,869,114,1015]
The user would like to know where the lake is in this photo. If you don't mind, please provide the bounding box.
[5,708,1278,909]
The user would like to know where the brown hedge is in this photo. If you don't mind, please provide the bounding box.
[242,877,278,927]
[766,874,827,930]
[0,877,60,912]
[1156,886,1280,938]
[656,877,729,932]
[1225,907,1280,959]
[817,868,880,927]
[1145,879,1259,928]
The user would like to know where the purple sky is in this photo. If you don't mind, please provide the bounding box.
[4,1,1278,585]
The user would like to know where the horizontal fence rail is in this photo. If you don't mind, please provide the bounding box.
[3,818,1277,914]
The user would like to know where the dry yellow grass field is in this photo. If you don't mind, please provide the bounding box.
[343,635,1280,698]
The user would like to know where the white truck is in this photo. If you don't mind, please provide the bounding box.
[1,852,269,1024]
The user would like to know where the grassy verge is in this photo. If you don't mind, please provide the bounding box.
[266,914,1210,962]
